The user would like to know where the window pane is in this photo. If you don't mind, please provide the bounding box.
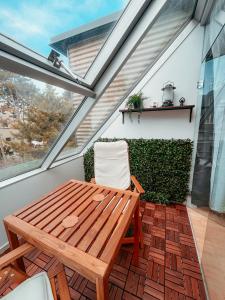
[51,11,124,78]
[191,7,225,296]
[57,0,196,159]
[192,25,225,208]
[0,1,127,68]
[0,68,78,181]
[203,0,225,58]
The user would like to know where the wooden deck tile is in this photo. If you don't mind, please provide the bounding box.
[0,202,207,300]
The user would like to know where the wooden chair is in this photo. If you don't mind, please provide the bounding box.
[92,140,144,247]
[0,243,71,300]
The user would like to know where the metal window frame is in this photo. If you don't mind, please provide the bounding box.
[41,0,168,169]
[0,50,95,97]
[0,0,181,182]
[0,34,94,96]
[194,0,216,25]
[81,20,199,155]
[84,0,152,87]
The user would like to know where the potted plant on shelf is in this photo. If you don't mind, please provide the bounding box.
[126,92,145,111]
[126,92,146,123]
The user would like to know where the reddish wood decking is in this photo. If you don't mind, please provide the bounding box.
[0,202,206,300]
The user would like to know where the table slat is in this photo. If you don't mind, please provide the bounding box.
[43,186,99,233]
[49,187,104,238]
[15,181,74,219]
[35,185,92,229]
[67,191,117,247]
[57,189,109,241]
[27,183,83,225]
[87,194,131,258]
[100,195,138,263]
[77,192,124,252]
[22,182,80,223]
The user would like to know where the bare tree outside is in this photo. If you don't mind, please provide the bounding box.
[0,69,76,177]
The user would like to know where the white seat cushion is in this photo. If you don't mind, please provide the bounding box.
[2,272,54,300]
[94,141,131,190]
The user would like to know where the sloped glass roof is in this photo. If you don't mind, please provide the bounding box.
[0,0,198,181]
[57,0,197,160]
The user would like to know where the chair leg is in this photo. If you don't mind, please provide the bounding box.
[139,215,144,249]
[50,277,58,300]
[133,203,140,266]
[48,260,70,300]
[57,269,71,300]
[121,205,143,248]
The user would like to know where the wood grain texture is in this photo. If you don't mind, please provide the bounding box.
[130,176,145,194]
[6,180,139,265]
[4,215,108,282]
[91,176,144,248]
[3,179,140,299]
[1,202,207,300]
[0,246,68,300]
[0,243,33,270]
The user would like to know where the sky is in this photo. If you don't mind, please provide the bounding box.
[0,0,127,58]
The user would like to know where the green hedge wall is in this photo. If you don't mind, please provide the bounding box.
[84,138,193,204]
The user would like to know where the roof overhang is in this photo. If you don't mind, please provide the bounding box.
[50,12,121,56]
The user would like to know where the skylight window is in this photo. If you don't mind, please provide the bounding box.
[57,0,196,159]
[0,0,128,181]
[50,7,127,77]
[0,0,197,180]
[0,0,127,67]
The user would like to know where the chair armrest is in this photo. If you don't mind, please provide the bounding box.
[0,243,34,270]
[131,176,145,194]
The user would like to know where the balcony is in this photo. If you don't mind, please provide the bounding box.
[0,0,225,299]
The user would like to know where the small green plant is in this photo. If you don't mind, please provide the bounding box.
[126,93,145,110]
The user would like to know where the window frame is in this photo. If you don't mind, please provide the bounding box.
[194,0,216,25]
[0,34,95,97]
[1,0,199,185]
[42,0,168,169]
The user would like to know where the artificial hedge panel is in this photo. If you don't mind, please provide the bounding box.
[84,138,193,204]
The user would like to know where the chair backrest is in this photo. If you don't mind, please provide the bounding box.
[94,140,131,190]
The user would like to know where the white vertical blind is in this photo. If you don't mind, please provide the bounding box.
[75,12,190,146]
[58,0,196,156]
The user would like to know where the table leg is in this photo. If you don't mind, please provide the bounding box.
[4,222,25,272]
[96,276,108,300]
[133,202,140,266]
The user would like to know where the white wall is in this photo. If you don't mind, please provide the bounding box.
[102,24,204,140]
[0,156,84,250]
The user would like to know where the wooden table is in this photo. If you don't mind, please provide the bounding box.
[4,179,140,299]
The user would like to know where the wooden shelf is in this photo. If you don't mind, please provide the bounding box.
[119,105,195,123]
